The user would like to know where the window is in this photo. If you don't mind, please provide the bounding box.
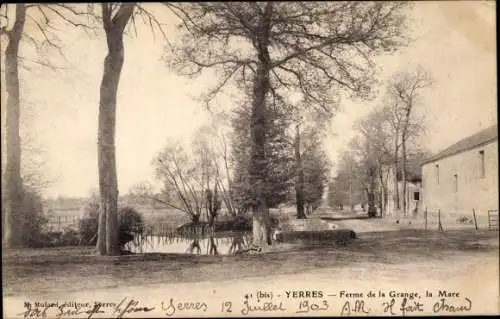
[479,150,485,178]
[435,164,440,184]
[414,192,420,201]
[453,174,458,193]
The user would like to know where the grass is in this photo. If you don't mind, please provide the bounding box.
[3,228,498,297]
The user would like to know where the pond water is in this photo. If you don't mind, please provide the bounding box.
[124,232,253,256]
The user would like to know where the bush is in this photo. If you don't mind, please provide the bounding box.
[17,187,49,248]
[35,228,81,248]
[60,228,81,246]
[78,205,144,247]
[78,214,98,246]
[119,207,144,233]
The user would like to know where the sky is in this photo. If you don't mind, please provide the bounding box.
[0,1,497,199]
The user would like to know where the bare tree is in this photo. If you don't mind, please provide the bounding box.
[354,106,394,216]
[293,112,331,218]
[331,149,365,211]
[153,143,205,223]
[93,3,169,255]
[18,105,53,192]
[148,130,224,228]
[301,129,330,215]
[165,2,410,246]
[294,122,306,219]
[192,127,222,225]
[1,4,26,248]
[386,100,403,212]
[134,125,235,228]
[388,67,432,216]
[93,3,136,256]
[349,134,378,216]
[1,3,93,248]
[214,130,240,217]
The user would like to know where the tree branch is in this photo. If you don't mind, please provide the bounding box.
[135,4,170,44]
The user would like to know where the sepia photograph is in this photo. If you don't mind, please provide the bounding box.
[1,1,498,317]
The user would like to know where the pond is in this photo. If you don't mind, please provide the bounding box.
[124,231,253,256]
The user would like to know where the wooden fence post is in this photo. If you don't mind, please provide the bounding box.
[438,209,443,232]
[425,207,428,232]
[473,209,478,230]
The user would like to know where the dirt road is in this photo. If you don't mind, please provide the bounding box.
[4,253,498,317]
[3,228,499,317]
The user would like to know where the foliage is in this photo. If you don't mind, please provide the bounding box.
[118,206,144,234]
[329,150,365,209]
[78,203,144,247]
[165,2,411,241]
[165,2,411,110]
[229,103,295,210]
[78,213,98,246]
[17,186,48,247]
[36,229,81,248]
[300,128,330,211]
[334,82,433,215]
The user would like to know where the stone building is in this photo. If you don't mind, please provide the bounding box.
[382,164,423,217]
[421,124,498,217]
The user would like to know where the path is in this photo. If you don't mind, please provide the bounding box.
[307,209,401,233]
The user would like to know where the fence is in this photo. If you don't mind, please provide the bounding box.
[46,215,81,231]
[421,207,498,232]
[488,210,499,231]
[423,208,444,232]
[44,215,215,239]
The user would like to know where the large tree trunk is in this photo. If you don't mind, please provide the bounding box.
[249,2,273,246]
[378,167,386,217]
[401,132,407,217]
[249,63,271,245]
[96,4,135,256]
[295,124,306,219]
[3,4,26,249]
[367,167,377,217]
[348,162,353,211]
[393,135,400,213]
[97,35,122,256]
[383,176,389,217]
[348,176,353,211]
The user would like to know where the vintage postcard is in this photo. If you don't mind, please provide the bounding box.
[1,1,498,318]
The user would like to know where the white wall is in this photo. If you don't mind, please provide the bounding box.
[381,164,423,216]
[422,140,498,216]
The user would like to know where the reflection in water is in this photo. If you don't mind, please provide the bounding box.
[228,234,247,255]
[125,232,252,256]
[187,238,202,254]
[208,237,219,256]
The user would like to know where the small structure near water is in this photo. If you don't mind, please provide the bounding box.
[274,218,357,244]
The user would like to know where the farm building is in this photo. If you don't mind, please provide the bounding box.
[382,163,423,217]
[421,124,498,217]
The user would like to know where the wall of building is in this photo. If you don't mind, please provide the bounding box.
[381,165,423,217]
[422,140,498,216]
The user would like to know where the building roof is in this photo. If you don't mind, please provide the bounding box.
[422,124,498,165]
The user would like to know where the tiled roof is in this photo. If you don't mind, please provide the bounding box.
[422,124,498,165]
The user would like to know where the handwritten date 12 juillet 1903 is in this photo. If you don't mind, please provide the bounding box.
[17,290,473,318]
